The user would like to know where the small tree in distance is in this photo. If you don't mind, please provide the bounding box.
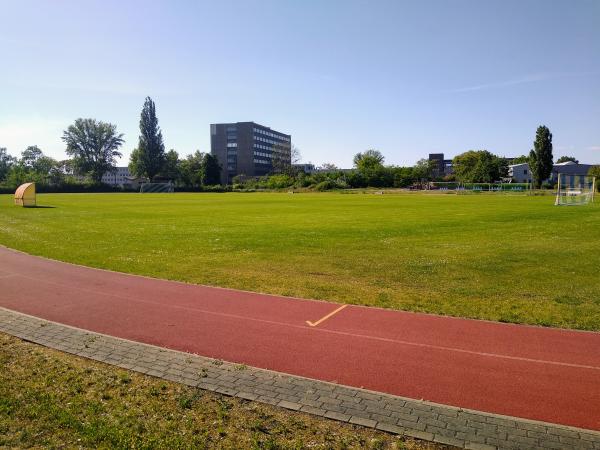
[159,149,180,181]
[511,155,529,164]
[556,155,579,164]
[529,125,553,188]
[179,151,204,188]
[353,149,384,169]
[62,118,124,183]
[318,163,339,171]
[200,153,222,185]
[0,147,17,182]
[21,145,44,170]
[588,165,600,192]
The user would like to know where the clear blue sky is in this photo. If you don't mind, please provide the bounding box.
[1,0,599,167]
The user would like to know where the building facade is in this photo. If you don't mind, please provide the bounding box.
[428,153,453,178]
[101,167,131,186]
[508,161,594,184]
[210,122,292,184]
[293,163,316,174]
[551,161,593,182]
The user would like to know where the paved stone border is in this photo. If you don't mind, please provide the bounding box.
[1,307,598,450]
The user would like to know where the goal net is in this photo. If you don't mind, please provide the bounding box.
[555,174,595,206]
[140,182,174,193]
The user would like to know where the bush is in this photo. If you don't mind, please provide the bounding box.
[265,174,295,189]
[541,181,555,190]
[313,180,337,191]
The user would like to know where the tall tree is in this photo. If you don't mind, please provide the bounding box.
[556,155,579,164]
[353,149,384,169]
[528,125,553,188]
[0,147,16,182]
[200,153,222,185]
[511,155,529,164]
[159,149,180,181]
[452,150,506,183]
[179,151,204,188]
[413,158,435,181]
[352,150,387,186]
[130,97,165,180]
[21,146,57,176]
[62,118,124,183]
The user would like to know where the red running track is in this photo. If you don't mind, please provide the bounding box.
[1,246,599,431]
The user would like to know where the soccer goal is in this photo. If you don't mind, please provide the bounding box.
[140,182,174,193]
[554,174,595,206]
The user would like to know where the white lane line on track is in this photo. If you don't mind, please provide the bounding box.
[6,273,600,372]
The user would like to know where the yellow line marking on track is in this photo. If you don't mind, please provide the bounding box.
[306,304,348,327]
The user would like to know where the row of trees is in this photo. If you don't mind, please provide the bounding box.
[232,150,437,190]
[1,120,596,191]
[450,126,555,187]
[0,144,94,191]
[0,97,223,191]
[232,126,597,191]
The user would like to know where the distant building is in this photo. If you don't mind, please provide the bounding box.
[210,122,291,184]
[508,161,594,184]
[551,161,593,182]
[293,163,316,174]
[508,163,532,183]
[101,167,131,186]
[428,153,453,177]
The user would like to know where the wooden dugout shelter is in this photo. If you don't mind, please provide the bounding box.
[14,182,36,207]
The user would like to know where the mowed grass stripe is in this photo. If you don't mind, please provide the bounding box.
[1,192,599,330]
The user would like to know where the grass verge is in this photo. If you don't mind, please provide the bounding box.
[0,332,445,449]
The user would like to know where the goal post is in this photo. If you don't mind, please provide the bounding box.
[140,182,174,193]
[554,174,595,206]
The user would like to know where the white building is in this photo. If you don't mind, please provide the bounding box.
[101,167,131,186]
[508,163,532,183]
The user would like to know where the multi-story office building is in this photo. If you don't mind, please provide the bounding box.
[428,153,453,178]
[210,122,291,183]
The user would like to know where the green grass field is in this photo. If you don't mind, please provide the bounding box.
[1,192,599,330]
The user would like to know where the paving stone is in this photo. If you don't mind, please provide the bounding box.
[277,400,302,411]
[403,429,435,442]
[349,416,377,428]
[324,411,351,422]
[559,436,595,449]
[369,412,398,425]
[426,425,454,438]
[465,442,496,450]
[539,439,569,449]
[375,422,405,434]
[299,398,323,408]
[236,391,258,401]
[257,395,280,406]
[432,434,464,447]
[300,405,327,416]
